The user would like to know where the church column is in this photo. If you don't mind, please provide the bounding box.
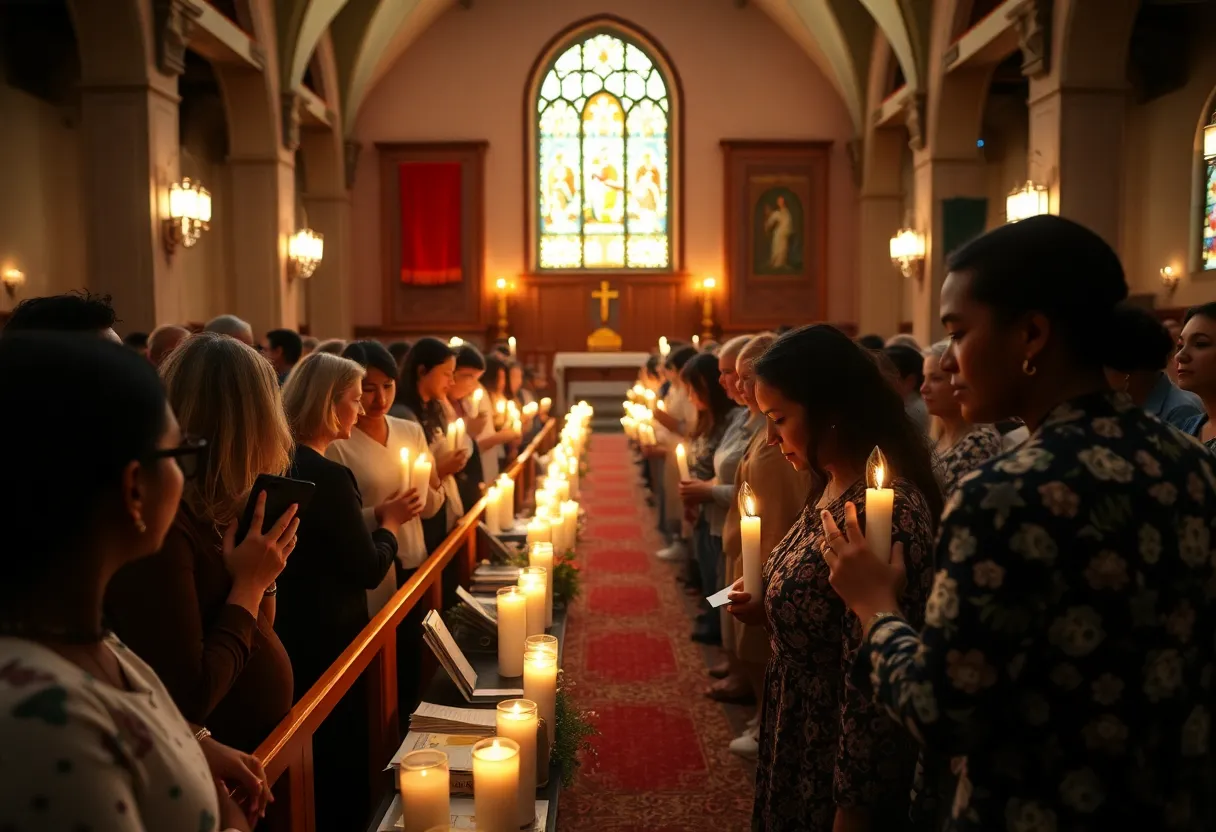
[77,80,185,331]
[227,153,299,339]
[299,127,351,338]
[858,127,908,337]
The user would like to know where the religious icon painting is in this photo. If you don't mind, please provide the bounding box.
[721,140,830,323]
[529,23,677,271]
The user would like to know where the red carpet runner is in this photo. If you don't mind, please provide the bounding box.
[557,433,754,831]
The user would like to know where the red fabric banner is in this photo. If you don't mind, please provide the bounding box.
[398,161,463,285]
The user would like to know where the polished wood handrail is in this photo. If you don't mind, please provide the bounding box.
[253,419,557,830]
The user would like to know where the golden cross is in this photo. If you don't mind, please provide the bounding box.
[591,280,620,324]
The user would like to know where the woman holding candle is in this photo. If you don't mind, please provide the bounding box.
[920,340,1002,496]
[719,333,811,758]
[328,341,446,708]
[447,344,493,513]
[651,345,700,569]
[677,352,743,645]
[727,324,941,831]
[823,216,1216,831]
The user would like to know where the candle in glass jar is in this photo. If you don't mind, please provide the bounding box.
[528,542,554,628]
[518,567,547,637]
[865,446,894,562]
[738,483,762,597]
[497,586,527,678]
[565,456,579,498]
[484,486,502,535]
[525,516,550,549]
[397,749,450,832]
[495,699,538,828]
[471,737,520,832]
[675,443,691,481]
[561,501,579,553]
[412,452,433,495]
[525,633,558,657]
[523,650,558,750]
[546,504,566,554]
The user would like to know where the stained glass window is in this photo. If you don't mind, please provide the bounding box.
[1203,158,1216,271]
[534,29,673,270]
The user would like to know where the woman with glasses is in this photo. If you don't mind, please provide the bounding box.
[0,334,267,831]
[106,333,300,753]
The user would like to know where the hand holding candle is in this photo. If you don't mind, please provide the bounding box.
[412,452,434,494]
[738,482,763,598]
[864,446,894,562]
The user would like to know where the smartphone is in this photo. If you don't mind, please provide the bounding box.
[235,474,316,543]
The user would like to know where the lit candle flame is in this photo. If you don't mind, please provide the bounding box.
[866,446,890,490]
[512,702,522,714]
[400,447,409,465]
[739,482,758,517]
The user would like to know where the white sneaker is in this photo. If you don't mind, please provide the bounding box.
[655,540,688,561]
[729,729,758,760]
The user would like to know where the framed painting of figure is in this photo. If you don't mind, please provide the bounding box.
[721,140,830,326]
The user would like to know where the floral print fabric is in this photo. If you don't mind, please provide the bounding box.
[856,392,1216,830]
[935,425,1002,497]
[755,478,936,830]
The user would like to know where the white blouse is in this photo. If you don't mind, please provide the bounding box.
[327,416,445,574]
[0,635,218,832]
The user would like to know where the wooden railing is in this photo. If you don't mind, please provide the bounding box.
[254,419,558,832]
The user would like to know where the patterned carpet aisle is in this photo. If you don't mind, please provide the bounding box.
[556,433,754,831]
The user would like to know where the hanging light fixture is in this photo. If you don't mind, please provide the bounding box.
[287,228,324,279]
[889,227,926,281]
[1005,181,1049,223]
[164,178,212,252]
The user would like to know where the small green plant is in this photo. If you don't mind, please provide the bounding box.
[553,674,598,787]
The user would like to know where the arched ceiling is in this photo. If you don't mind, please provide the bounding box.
[276,0,927,138]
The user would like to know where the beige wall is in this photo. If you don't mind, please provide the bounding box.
[0,82,86,312]
[1121,23,1216,307]
[349,0,860,327]
[981,92,1029,230]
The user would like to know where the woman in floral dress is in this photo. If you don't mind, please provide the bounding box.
[825,216,1216,831]
[921,340,1002,495]
[728,324,943,831]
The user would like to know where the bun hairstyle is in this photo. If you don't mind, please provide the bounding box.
[1104,305,1176,373]
[341,340,398,380]
[946,215,1128,369]
[754,324,944,522]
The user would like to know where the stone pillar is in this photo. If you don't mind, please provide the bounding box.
[1028,85,1126,249]
[910,156,987,345]
[77,79,185,332]
[858,127,908,337]
[301,194,351,338]
[227,154,299,339]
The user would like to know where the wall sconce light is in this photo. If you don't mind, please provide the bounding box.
[1005,180,1049,223]
[494,276,516,340]
[2,267,26,299]
[1161,265,1181,298]
[165,177,212,252]
[287,228,324,279]
[696,276,717,340]
[888,227,926,281]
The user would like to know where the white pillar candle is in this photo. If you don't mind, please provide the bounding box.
[566,457,579,498]
[497,475,515,531]
[739,482,763,598]
[495,398,507,427]
[675,442,691,481]
[495,699,538,828]
[454,417,466,449]
[528,542,554,628]
[865,446,894,563]
[539,397,551,419]
[525,634,558,657]
[399,447,412,494]
[554,479,570,503]
[485,486,502,535]
[471,737,520,832]
[523,650,558,750]
[398,749,450,832]
[497,587,527,678]
[561,501,579,553]
[446,420,459,453]
[545,505,566,554]
[525,516,550,550]
[412,453,433,495]
[473,387,484,407]
[508,336,517,358]
[518,568,547,638]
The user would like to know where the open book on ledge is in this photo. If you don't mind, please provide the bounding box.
[422,609,523,703]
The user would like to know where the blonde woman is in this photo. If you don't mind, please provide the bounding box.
[106,332,300,752]
[278,352,420,829]
[921,340,1002,495]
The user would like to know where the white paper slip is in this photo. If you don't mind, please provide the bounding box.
[383,795,549,831]
[706,585,734,608]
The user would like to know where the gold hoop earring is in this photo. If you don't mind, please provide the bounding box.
[1022,359,1037,377]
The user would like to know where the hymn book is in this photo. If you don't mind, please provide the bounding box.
[421,610,524,702]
